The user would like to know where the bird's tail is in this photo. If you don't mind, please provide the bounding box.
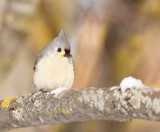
[32,84,38,91]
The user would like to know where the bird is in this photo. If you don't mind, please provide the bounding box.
[32,30,74,94]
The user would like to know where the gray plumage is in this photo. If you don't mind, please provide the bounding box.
[33,30,74,93]
[33,30,70,70]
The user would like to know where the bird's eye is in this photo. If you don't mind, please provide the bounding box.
[57,48,62,52]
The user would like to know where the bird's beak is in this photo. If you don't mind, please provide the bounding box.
[64,49,72,58]
[64,53,72,58]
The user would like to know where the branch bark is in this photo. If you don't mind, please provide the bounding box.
[0,86,160,131]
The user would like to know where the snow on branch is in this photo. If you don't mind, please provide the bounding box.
[0,83,160,131]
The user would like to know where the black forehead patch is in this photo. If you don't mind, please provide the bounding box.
[65,49,70,54]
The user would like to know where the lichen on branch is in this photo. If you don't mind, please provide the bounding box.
[0,86,160,131]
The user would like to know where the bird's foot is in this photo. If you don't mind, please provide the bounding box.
[39,89,48,92]
[32,91,42,99]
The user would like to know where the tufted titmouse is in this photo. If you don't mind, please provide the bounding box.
[32,30,74,94]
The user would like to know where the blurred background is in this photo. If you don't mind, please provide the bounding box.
[0,0,160,132]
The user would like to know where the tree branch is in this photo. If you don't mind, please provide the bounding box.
[0,86,160,131]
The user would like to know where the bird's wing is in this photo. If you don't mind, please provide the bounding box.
[33,54,43,71]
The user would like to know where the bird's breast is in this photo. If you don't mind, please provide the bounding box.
[38,56,73,75]
[34,55,74,90]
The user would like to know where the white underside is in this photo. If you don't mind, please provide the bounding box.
[50,87,68,94]
[33,54,74,93]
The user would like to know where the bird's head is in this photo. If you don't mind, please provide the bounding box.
[43,30,72,58]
